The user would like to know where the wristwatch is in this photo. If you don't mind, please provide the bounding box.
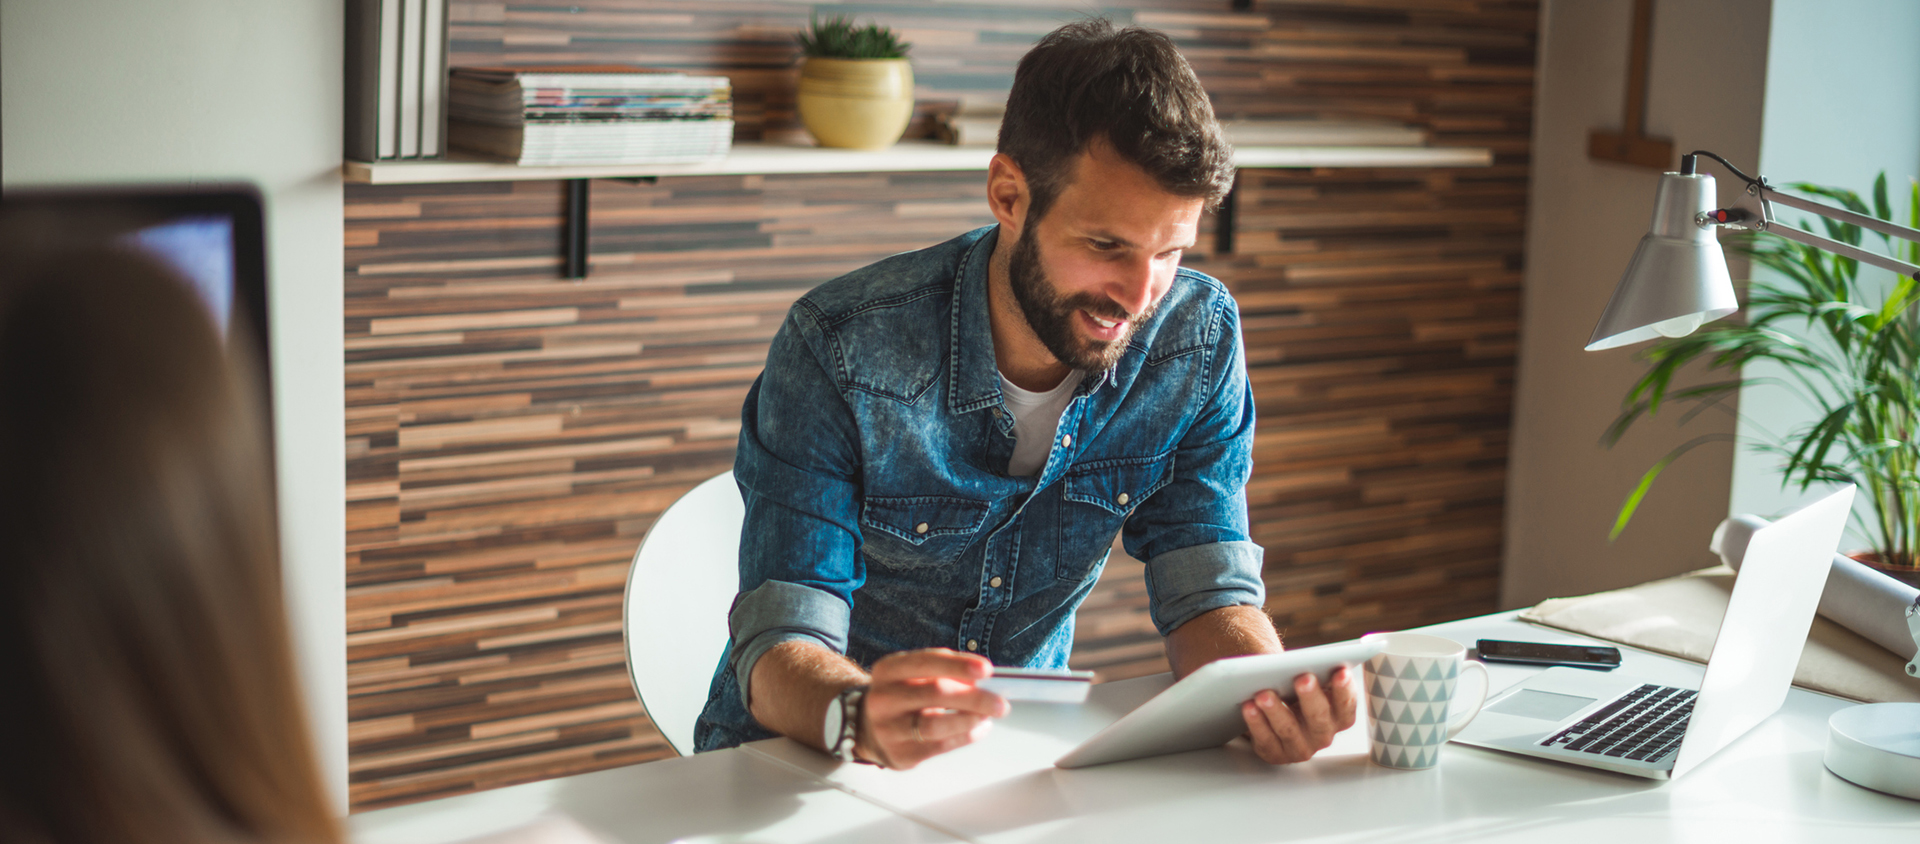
[822,684,868,762]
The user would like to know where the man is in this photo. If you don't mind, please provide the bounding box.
[693,19,1356,769]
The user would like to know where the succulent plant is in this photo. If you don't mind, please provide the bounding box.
[797,14,910,60]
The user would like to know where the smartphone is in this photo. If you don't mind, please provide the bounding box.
[1475,639,1621,671]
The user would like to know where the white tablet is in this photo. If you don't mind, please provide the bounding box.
[1054,639,1384,768]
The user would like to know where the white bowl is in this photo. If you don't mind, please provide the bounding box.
[1825,702,1920,800]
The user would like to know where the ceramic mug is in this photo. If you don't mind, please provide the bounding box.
[1360,632,1490,770]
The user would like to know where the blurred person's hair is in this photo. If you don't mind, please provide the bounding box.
[996,18,1236,222]
[0,245,338,843]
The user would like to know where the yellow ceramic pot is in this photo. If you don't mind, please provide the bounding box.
[797,57,915,150]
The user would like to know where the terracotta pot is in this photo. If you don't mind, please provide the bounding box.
[1848,551,1920,588]
[797,57,914,150]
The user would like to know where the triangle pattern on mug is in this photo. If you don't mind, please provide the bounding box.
[1371,657,1398,679]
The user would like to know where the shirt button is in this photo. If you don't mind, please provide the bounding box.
[1062,434,1072,448]
[989,576,1003,588]
[966,639,979,652]
[1116,492,1130,506]
[915,522,929,534]
[991,408,1002,418]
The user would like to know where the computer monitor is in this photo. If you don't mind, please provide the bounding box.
[0,186,273,438]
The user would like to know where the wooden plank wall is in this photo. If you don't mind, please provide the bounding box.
[345,0,1535,811]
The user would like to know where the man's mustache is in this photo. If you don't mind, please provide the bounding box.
[1065,293,1136,323]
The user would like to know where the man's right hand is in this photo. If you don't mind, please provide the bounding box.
[856,648,1009,769]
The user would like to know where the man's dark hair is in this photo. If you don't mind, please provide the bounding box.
[998,19,1235,221]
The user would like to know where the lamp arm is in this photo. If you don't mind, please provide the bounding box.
[1908,595,1919,678]
[1682,151,1920,279]
[1763,220,1920,279]
[1761,186,1920,251]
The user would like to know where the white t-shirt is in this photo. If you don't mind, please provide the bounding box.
[998,369,1085,477]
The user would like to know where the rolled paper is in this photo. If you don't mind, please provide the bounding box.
[1711,515,1920,662]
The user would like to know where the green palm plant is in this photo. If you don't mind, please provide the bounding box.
[1605,173,1920,572]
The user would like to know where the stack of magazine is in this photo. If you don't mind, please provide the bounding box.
[448,65,734,166]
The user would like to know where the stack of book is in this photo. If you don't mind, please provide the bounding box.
[447,65,734,166]
[346,0,450,160]
[932,101,1003,147]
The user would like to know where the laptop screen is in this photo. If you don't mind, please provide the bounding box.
[122,213,242,336]
[2,187,267,341]
[0,186,273,434]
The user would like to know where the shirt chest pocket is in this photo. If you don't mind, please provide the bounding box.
[860,495,990,570]
[1057,452,1174,582]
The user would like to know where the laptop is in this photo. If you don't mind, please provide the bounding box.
[1452,485,1855,780]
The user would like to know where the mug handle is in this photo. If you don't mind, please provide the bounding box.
[1444,659,1491,739]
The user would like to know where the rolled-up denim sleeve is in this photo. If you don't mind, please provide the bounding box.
[1122,294,1266,635]
[726,305,865,709]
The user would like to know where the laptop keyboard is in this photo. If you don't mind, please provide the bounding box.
[1538,683,1696,764]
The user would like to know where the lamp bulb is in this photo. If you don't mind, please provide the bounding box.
[1654,313,1707,338]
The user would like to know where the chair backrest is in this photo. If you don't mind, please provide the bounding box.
[622,471,742,756]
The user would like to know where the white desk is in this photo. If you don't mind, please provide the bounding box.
[352,612,1920,844]
[350,742,957,844]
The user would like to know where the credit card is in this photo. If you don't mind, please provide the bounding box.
[978,667,1096,703]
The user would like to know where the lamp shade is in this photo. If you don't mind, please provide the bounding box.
[1585,172,1740,351]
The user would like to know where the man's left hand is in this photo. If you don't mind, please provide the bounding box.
[1237,666,1357,764]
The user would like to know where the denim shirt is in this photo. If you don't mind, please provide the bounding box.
[693,225,1264,751]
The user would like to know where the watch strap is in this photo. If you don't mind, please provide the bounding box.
[827,684,867,762]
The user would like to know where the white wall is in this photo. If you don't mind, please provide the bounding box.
[1730,0,1920,542]
[2,0,348,811]
[1502,0,1770,608]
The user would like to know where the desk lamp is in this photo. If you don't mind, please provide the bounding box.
[1589,150,1920,800]
[1588,151,1920,351]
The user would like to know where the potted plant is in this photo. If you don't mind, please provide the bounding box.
[1606,173,1920,585]
[795,14,914,150]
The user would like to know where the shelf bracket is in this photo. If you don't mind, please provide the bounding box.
[559,177,656,278]
[563,178,590,279]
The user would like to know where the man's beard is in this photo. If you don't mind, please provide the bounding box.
[1007,228,1155,373]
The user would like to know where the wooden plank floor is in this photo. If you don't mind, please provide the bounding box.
[345,0,1534,810]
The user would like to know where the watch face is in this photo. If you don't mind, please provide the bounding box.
[824,686,863,760]
[823,700,844,749]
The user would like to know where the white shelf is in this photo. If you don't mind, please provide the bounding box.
[343,140,1493,185]
[1233,145,1492,169]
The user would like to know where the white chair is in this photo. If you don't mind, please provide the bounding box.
[622,471,743,756]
